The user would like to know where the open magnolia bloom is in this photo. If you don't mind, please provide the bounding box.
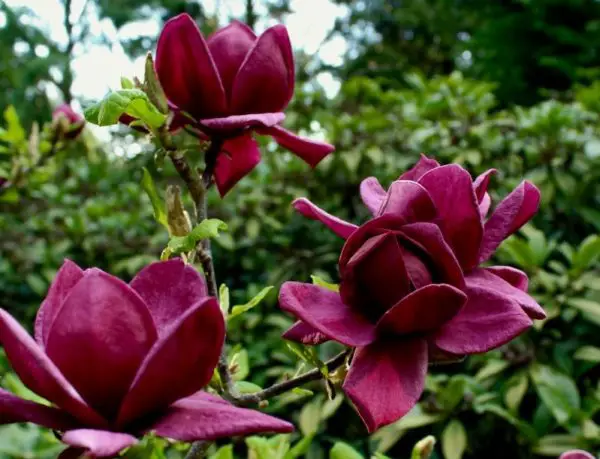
[0,259,292,458]
[280,156,546,432]
[155,14,334,196]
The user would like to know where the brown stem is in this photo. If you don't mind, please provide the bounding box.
[234,350,350,405]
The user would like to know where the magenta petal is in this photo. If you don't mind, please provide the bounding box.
[156,14,226,119]
[231,25,294,114]
[0,388,78,430]
[292,197,358,239]
[283,321,330,345]
[379,180,437,223]
[0,309,105,427]
[479,192,492,218]
[116,298,224,427]
[214,133,261,197]
[130,259,207,335]
[35,259,84,347]
[559,451,596,459]
[263,125,334,167]
[419,164,483,270]
[473,169,497,202]
[485,266,528,291]
[466,269,545,320]
[279,282,376,347]
[201,112,284,132]
[399,154,440,181]
[343,339,428,432]
[62,429,137,458]
[342,232,411,311]
[479,181,541,263]
[207,21,257,97]
[399,222,465,289]
[434,285,532,354]
[149,391,293,441]
[377,284,467,335]
[46,270,157,420]
[360,177,387,215]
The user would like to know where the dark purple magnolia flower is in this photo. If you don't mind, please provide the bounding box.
[155,14,335,196]
[559,451,595,459]
[53,104,85,139]
[279,155,545,432]
[0,259,292,458]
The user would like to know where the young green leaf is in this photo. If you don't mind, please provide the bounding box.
[441,419,467,459]
[141,167,169,231]
[329,442,364,459]
[219,283,230,316]
[84,89,166,129]
[311,274,340,292]
[229,286,274,319]
[209,445,233,459]
[411,435,436,459]
[163,219,227,257]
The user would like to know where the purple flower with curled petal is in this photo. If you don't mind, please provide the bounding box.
[279,155,545,432]
[155,14,334,196]
[0,259,292,458]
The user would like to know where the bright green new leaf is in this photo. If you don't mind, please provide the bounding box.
[532,434,582,456]
[284,435,314,459]
[504,371,529,412]
[411,435,436,459]
[442,420,467,459]
[574,345,600,362]
[330,442,364,459]
[235,381,262,394]
[572,235,600,272]
[219,283,230,316]
[0,106,26,146]
[141,167,168,231]
[285,342,328,377]
[311,274,340,292]
[229,286,274,319]
[209,445,233,459]
[120,77,135,89]
[163,219,227,257]
[566,298,600,326]
[84,89,166,129]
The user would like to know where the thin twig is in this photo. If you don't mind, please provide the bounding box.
[234,350,350,405]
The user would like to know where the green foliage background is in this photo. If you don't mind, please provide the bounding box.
[1,0,600,458]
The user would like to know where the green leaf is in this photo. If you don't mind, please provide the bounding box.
[311,274,339,292]
[229,286,274,319]
[475,404,537,441]
[144,52,168,114]
[475,359,510,381]
[533,434,582,456]
[574,345,600,362]
[299,399,322,436]
[291,388,314,397]
[230,348,249,381]
[441,420,467,459]
[235,381,262,394]
[210,445,233,459]
[329,442,364,459]
[141,167,168,231]
[572,235,600,271]
[1,106,26,145]
[530,364,580,425]
[284,435,314,459]
[219,283,230,315]
[120,77,135,89]
[84,89,166,129]
[285,342,328,377]
[504,371,529,413]
[566,298,600,326]
[163,219,227,257]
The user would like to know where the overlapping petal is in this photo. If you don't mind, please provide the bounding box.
[359,177,386,215]
[201,112,284,132]
[343,339,428,432]
[34,259,83,347]
[418,165,483,270]
[279,282,376,346]
[231,25,294,114]
[0,309,105,426]
[434,285,532,354]
[0,388,78,430]
[378,180,437,223]
[377,285,467,335]
[149,392,293,441]
[156,14,226,119]
[479,181,541,263]
[214,134,262,196]
[399,155,440,181]
[130,259,207,335]
[45,270,157,420]
[116,298,224,427]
